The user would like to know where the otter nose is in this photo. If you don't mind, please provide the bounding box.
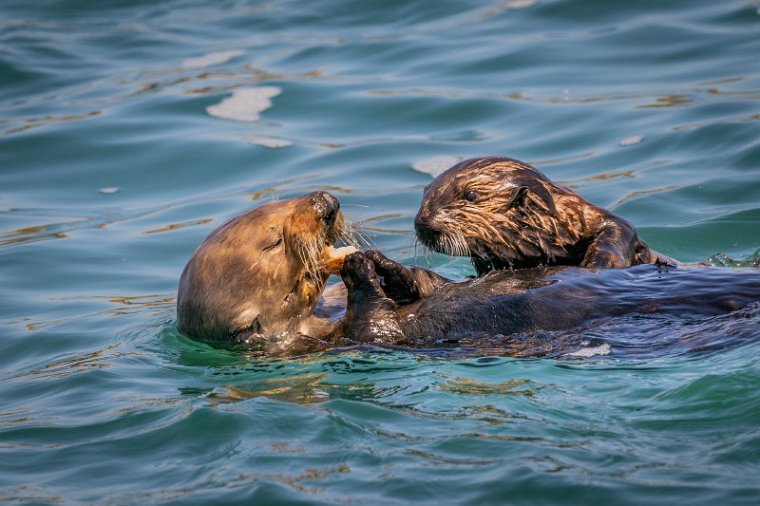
[414,212,440,247]
[310,191,339,226]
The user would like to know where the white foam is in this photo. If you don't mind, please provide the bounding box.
[567,342,611,357]
[619,135,644,146]
[181,50,244,69]
[98,187,119,195]
[206,87,281,122]
[242,133,293,148]
[411,156,462,178]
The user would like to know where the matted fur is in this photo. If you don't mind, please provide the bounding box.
[415,157,670,273]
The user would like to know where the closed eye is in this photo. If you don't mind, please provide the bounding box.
[263,237,283,251]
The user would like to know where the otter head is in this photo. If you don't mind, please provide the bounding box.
[415,157,582,274]
[177,191,352,345]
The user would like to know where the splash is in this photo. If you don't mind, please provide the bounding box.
[566,342,612,358]
[705,249,760,267]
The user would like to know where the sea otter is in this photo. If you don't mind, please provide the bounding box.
[333,155,758,347]
[176,191,359,353]
[414,157,677,274]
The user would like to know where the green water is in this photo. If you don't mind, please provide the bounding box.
[1,0,759,503]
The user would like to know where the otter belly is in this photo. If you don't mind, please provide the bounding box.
[397,265,760,341]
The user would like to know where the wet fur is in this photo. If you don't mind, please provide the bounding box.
[176,187,759,357]
[415,157,674,274]
[346,250,760,352]
[177,192,353,352]
[337,156,757,350]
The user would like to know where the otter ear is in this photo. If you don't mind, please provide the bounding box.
[527,185,557,214]
[506,186,529,208]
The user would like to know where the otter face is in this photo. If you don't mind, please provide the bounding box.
[177,191,352,344]
[415,157,576,273]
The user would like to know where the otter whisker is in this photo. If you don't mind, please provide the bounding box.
[296,233,325,283]
[442,229,469,257]
[341,216,374,251]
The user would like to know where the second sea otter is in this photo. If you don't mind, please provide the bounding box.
[414,156,677,274]
[337,155,758,346]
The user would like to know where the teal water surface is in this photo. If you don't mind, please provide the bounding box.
[2,0,760,504]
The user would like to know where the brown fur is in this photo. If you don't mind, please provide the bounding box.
[415,157,675,274]
[176,192,350,351]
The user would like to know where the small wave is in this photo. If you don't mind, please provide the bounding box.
[705,249,760,267]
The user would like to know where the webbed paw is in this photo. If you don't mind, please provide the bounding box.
[364,249,421,304]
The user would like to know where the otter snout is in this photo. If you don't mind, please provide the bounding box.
[308,191,340,227]
[414,212,441,248]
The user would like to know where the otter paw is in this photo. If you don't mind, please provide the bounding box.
[341,251,374,279]
[364,249,421,304]
[341,252,384,293]
[365,249,398,271]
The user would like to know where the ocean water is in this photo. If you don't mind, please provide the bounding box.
[2,0,760,503]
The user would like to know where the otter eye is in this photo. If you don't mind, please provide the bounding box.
[464,190,479,203]
[263,237,283,252]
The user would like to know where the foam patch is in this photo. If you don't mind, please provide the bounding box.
[206,87,281,122]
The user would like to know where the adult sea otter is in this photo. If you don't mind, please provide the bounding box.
[336,156,758,346]
[176,191,358,353]
[414,157,677,274]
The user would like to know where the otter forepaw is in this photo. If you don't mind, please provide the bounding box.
[340,252,406,345]
[364,249,421,304]
[364,249,399,272]
[340,252,387,298]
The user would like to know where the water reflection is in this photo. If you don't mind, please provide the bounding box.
[20,343,139,381]
[437,376,535,396]
[3,111,101,136]
[206,373,332,405]
[18,294,174,332]
[615,184,681,206]
[638,94,692,109]
[143,218,213,235]
[0,217,90,247]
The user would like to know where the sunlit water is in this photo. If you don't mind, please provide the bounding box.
[1,0,759,503]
